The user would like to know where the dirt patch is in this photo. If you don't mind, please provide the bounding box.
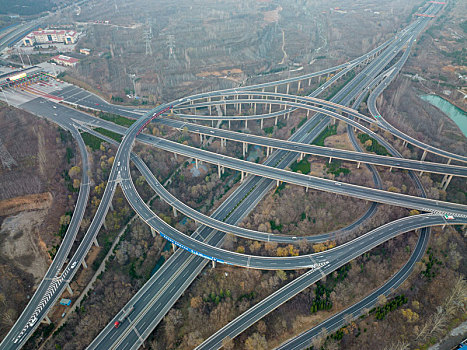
[0,192,52,217]
[0,210,51,283]
[324,134,355,151]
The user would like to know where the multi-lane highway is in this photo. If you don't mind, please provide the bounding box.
[2,2,465,349]
[0,123,91,348]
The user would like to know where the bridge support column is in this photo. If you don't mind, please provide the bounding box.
[243,142,247,157]
[275,116,278,126]
[254,103,256,115]
[419,171,424,176]
[212,260,216,268]
[221,138,225,150]
[239,102,242,114]
[389,167,393,172]
[151,227,156,237]
[228,120,231,129]
[200,133,203,145]
[421,150,427,161]
[357,162,361,169]
[208,97,211,115]
[318,76,321,84]
[218,164,222,178]
[442,175,453,191]
[286,83,290,95]
[286,112,290,120]
[260,118,263,129]
[172,243,177,253]
[241,171,245,182]
[329,157,332,163]
[299,153,304,161]
[308,78,312,86]
[402,140,407,147]
[42,314,51,325]
[245,119,248,129]
[174,153,178,160]
[274,85,278,93]
[66,283,73,296]
[269,103,272,114]
[297,80,301,93]
[306,186,309,193]
[172,206,178,217]
[195,158,199,168]
[82,260,88,269]
[93,238,99,247]
[276,180,280,187]
[307,110,310,117]
[447,158,451,165]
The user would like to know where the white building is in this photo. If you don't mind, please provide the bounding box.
[23,30,78,46]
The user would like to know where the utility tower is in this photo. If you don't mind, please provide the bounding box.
[167,34,175,60]
[144,20,153,56]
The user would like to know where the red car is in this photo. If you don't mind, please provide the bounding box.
[114,321,120,328]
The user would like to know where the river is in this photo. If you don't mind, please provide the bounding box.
[420,94,467,137]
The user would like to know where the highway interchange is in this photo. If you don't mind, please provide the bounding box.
[1,1,466,349]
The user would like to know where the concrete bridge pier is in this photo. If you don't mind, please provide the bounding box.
[307,109,310,117]
[66,283,74,296]
[441,174,453,191]
[254,103,257,115]
[242,142,247,157]
[308,78,312,86]
[199,133,203,145]
[299,153,304,161]
[93,238,99,247]
[260,119,263,129]
[329,157,332,163]
[241,171,245,182]
[41,314,52,325]
[172,243,176,253]
[276,180,280,187]
[266,147,271,157]
[82,260,88,269]
[318,76,321,84]
[274,85,278,93]
[447,158,452,165]
[172,206,178,217]
[174,153,178,160]
[212,260,216,268]
[421,149,427,161]
[402,140,407,147]
[228,120,231,129]
[357,162,361,169]
[286,83,290,95]
[269,103,272,114]
[275,116,278,126]
[244,119,248,129]
[195,158,199,168]
[208,97,211,115]
[218,164,222,178]
[389,167,393,172]
[297,80,301,93]
[151,227,156,237]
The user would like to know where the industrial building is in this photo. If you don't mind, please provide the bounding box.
[23,30,78,46]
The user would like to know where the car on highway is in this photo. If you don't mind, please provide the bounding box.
[114,321,120,328]
[444,214,455,220]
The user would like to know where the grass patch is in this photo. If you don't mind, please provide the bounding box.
[263,126,274,134]
[357,133,390,156]
[312,124,337,146]
[95,127,122,142]
[325,160,350,176]
[97,111,135,127]
[290,158,311,174]
[81,132,102,151]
